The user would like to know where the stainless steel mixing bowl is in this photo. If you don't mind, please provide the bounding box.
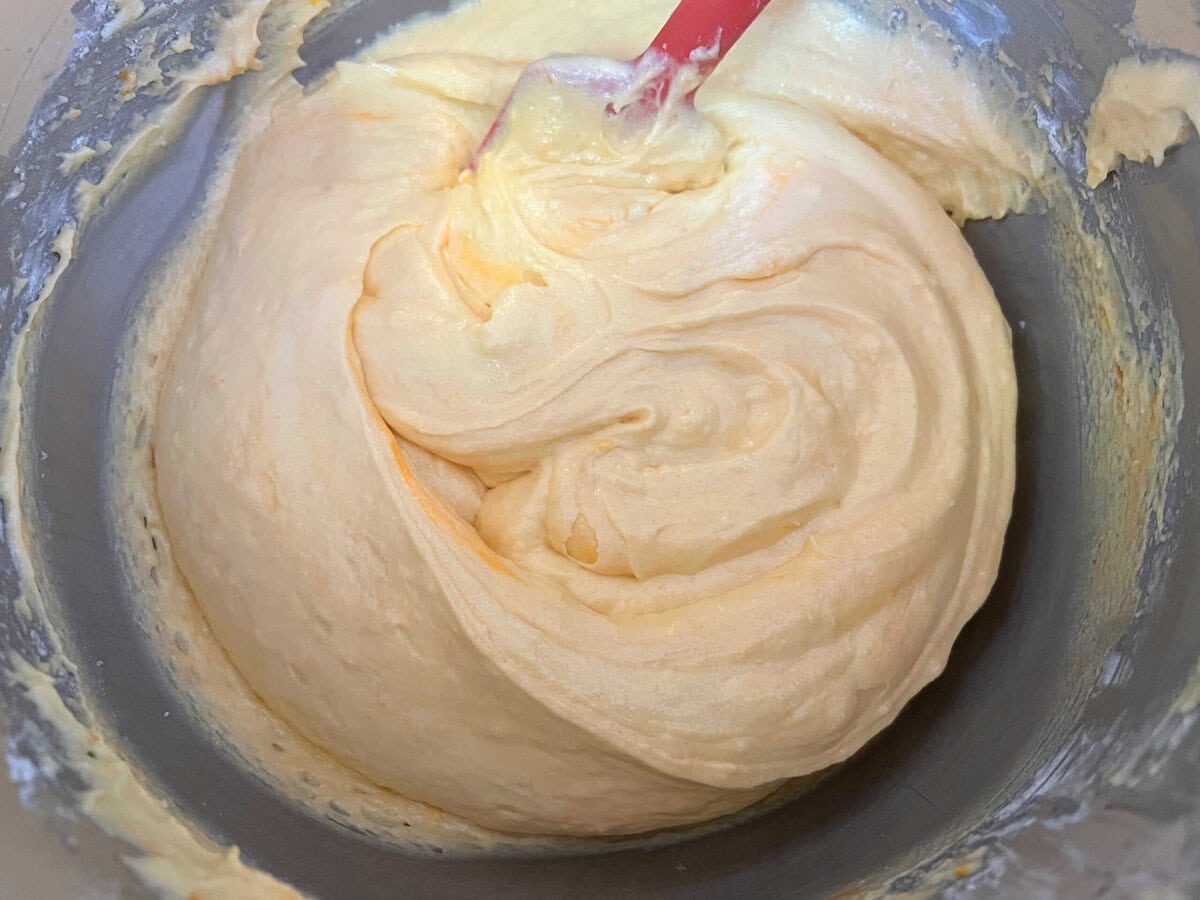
[2,0,1198,895]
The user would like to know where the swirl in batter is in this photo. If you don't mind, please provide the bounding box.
[154,0,1020,834]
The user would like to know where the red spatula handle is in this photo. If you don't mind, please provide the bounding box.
[471,0,773,167]
[648,0,774,71]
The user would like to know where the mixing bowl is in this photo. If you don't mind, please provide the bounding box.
[1,0,1198,895]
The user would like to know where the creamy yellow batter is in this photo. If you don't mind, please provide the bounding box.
[1086,56,1200,187]
[151,0,1023,836]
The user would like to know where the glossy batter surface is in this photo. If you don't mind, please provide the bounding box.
[154,0,1021,834]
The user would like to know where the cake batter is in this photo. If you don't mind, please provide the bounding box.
[151,0,1024,836]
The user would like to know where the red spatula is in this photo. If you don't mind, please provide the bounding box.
[471,0,775,167]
